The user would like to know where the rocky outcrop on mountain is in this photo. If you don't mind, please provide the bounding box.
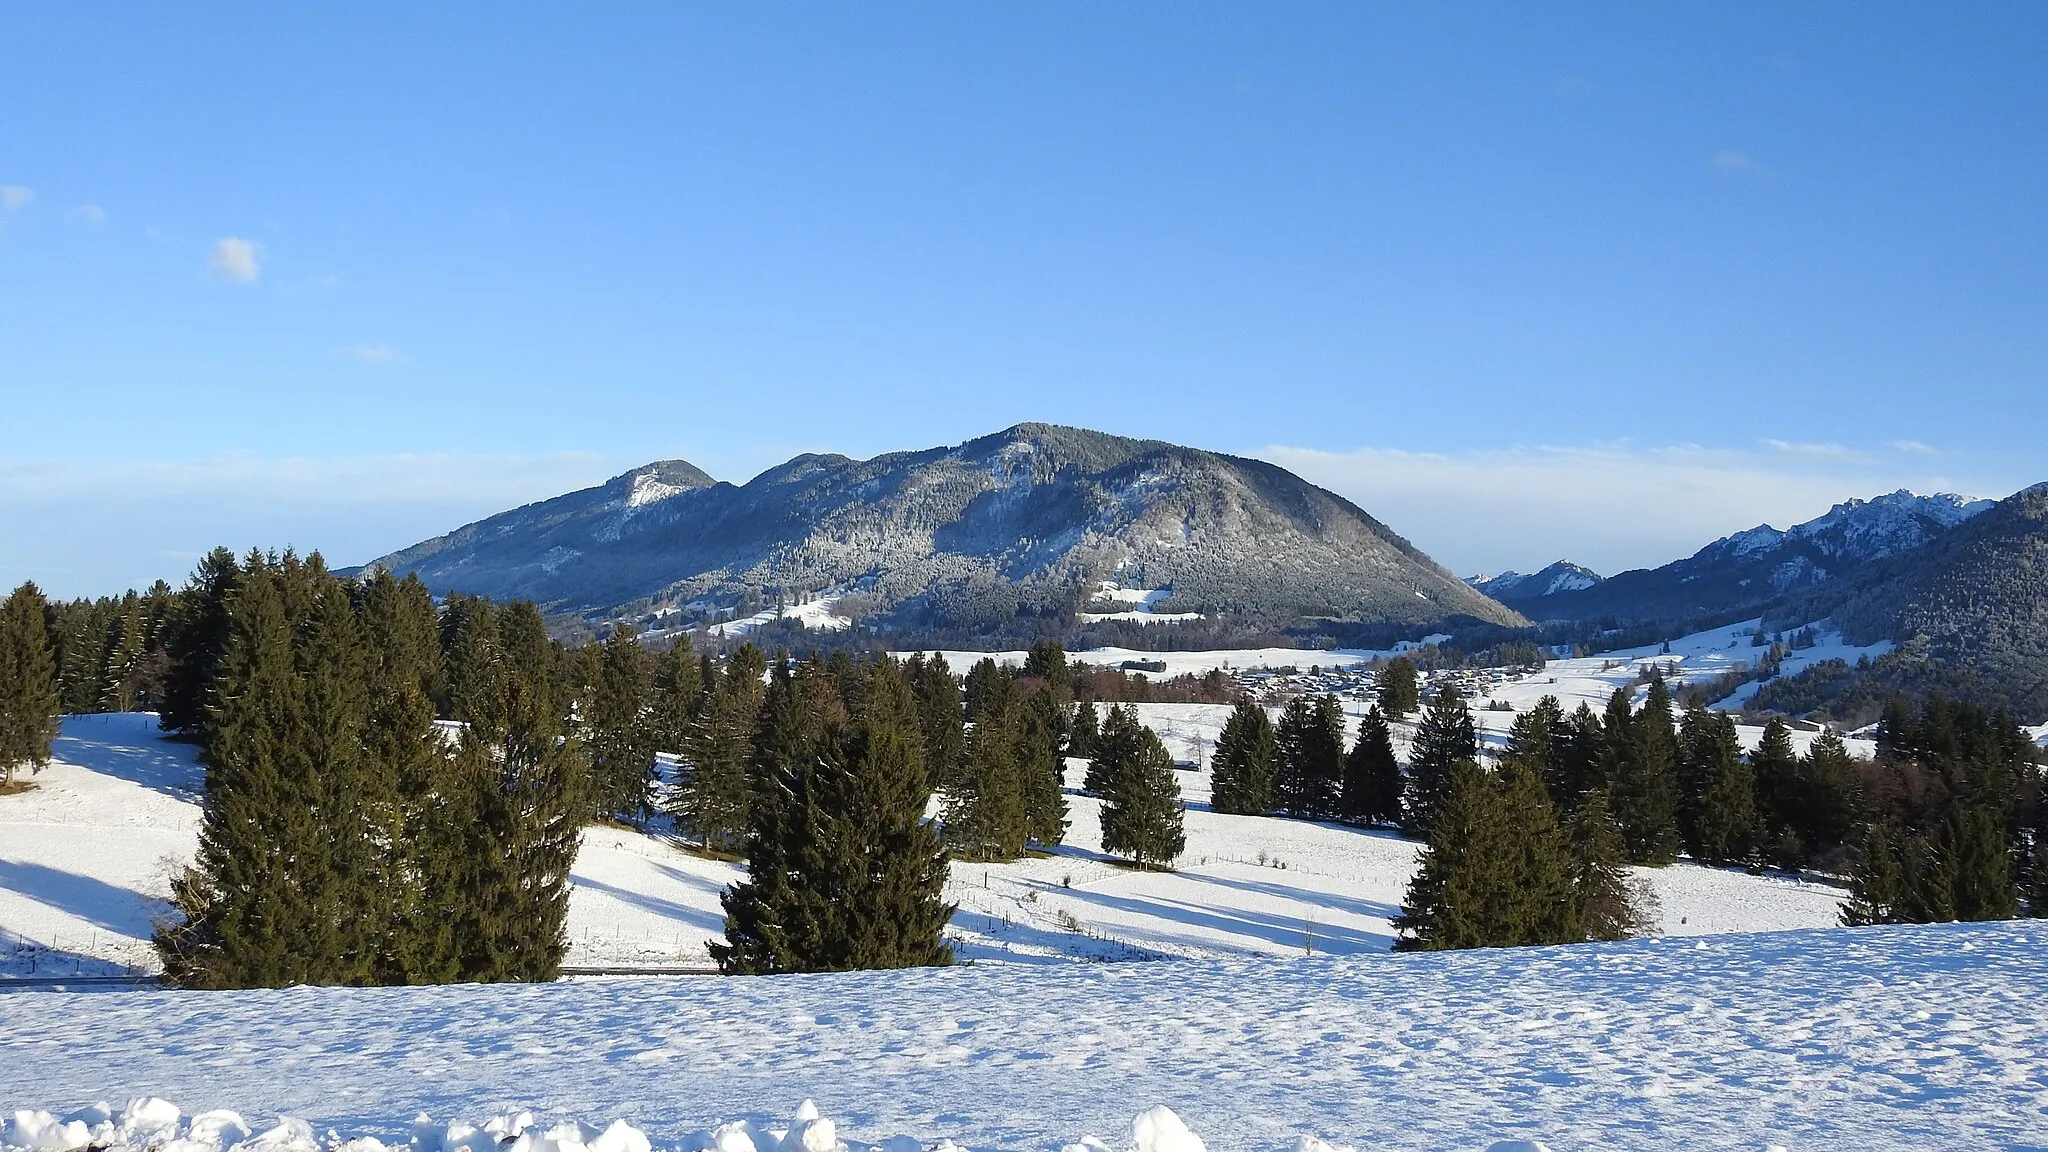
[361,423,1525,637]
[1468,562,1603,605]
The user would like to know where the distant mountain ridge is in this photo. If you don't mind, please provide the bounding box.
[362,423,1525,638]
[1467,561,1604,605]
[1501,490,1994,626]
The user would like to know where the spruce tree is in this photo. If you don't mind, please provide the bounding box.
[1210,698,1277,816]
[158,547,240,736]
[1924,803,2018,921]
[1406,685,1476,835]
[963,656,1007,722]
[905,652,965,791]
[1377,657,1419,719]
[1017,688,1069,848]
[715,658,953,972]
[1503,697,1563,795]
[1841,822,1910,926]
[1548,703,1605,812]
[944,681,1028,861]
[437,594,499,723]
[1749,717,1802,853]
[1569,789,1647,941]
[1101,723,1184,870]
[1342,706,1402,825]
[1679,706,1758,865]
[0,582,60,788]
[649,635,704,757]
[1795,730,1861,856]
[1276,694,1343,819]
[1086,703,1142,796]
[293,557,376,981]
[674,644,767,854]
[584,625,657,820]
[1612,676,1680,865]
[1395,759,1578,951]
[1068,697,1099,760]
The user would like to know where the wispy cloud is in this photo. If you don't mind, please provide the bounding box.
[67,204,107,224]
[1711,150,1754,169]
[1256,441,2010,578]
[209,237,261,282]
[1890,439,1937,455]
[343,344,407,366]
[0,185,32,210]
[1762,439,1873,462]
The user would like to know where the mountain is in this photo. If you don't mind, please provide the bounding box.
[361,423,1525,637]
[1757,483,2048,722]
[1467,561,1603,605]
[1504,490,1994,626]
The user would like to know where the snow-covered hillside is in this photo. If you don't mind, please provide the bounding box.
[2,706,1844,979]
[4,922,2043,1152]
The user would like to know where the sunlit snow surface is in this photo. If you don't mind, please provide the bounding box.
[4,923,2046,1151]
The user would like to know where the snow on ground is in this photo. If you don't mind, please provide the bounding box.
[904,642,1442,681]
[1076,584,1204,625]
[706,598,853,639]
[2,715,1844,978]
[4,921,2044,1152]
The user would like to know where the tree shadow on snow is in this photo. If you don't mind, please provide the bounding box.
[1053,884,1396,955]
[53,714,204,803]
[1190,872,1403,923]
[569,870,727,936]
[0,858,172,939]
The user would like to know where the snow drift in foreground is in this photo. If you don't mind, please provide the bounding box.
[4,923,2043,1152]
[3,1102,1244,1152]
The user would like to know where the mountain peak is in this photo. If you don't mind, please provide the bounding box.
[609,460,715,507]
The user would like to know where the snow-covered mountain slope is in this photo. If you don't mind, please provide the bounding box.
[4,921,2042,1152]
[357,424,1524,635]
[1505,489,1996,626]
[2,711,1843,978]
[1465,561,1602,603]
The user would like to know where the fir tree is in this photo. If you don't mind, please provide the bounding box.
[158,547,240,737]
[1569,789,1648,941]
[1548,703,1605,812]
[715,658,953,972]
[1068,697,1099,760]
[1100,723,1184,870]
[649,635,704,757]
[1749,717,1802,852]
[1503,696,1563,793]
[0,582,60,788]
[1086,703,1143,796]
[583,625,657,820]
[1612,676,1680,865]
[905,652,965,791]
[1017,687,1069,848]
[674,644,767,854]
[1210,699,1277,816]
[1841,822,1911,926]
[1394,759,1576,951]
[437,594,499,723]
[945,679,1029,861]
[1377,656,1419,718]
[1678,705,1758,865]
[1276,694,1344,819]
[1342,706,1402,825]
[1923,802,2018,922]
[1794,730,1861,856]
[1405,685,1476,835]
[963,656,1007,722]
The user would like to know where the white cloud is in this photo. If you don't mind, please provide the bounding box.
[344,344,407,365]
[1890,439,1937,455]
[1255,441,2013,579]
[1711,150,1754,169]
[209,237,261,282]
[0,185,32,210]
[67,204,106,224]
[1762,439,1873,462]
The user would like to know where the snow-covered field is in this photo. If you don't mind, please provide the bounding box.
[4,922,2044,1152]
[2,711,1843,979]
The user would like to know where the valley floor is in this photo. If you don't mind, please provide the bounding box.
[3,922,2044,1151]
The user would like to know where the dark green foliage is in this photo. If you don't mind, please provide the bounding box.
[1017,688,1069,848]
[1209,699,1277,816]
[1568,790,1649,941]
[1546,703,1605,813]
[905,652,965,791]
[1394,759,1579,951]
[1022,640,1070,689]
[649,635,704,756]
[1100,722,1185,870]
[1840,822,1910,926]
[945,678,1029,861]
[159,548,240,736]
[1342,707,1402,825]
[0,582,60,787]
[1405,685,1476,834]
[1068,697,1099,760]
[1502,696,1562,792]
[1795,731,1862,855]
[963,656,1007,723]
[1085,703,1143,795]
[582,625,657,820]
[715,658,953,973]
[1276,694,1345,819]
[46,583,174,716]
[1377,656,1420,719]
[1843,805,2018,926]
[437,594,499,723]
[1750,717,1802,848]
[1678,705,1758,865]
[674,644,767,853]
[1611,677,1681,865]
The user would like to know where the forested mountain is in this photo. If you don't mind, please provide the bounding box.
[1505,491,1993,627]
[1758,483,2048,722]
[360,424,1524,639]
[1467,561,1604,606]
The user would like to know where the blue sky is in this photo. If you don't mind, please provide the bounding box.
[3,5,2044,596]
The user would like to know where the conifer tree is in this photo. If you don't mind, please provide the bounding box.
[1017,688,1069,848]
[1749,717,1802,851]
[944,680,1028,860]
[1503,697,1563,794]
[584,625,657,820]
[1100,723,1184,870]
[1086,703,1143,796]
[1795,731,1861,856]
[1210,699,1278,816]
[1841,822,1911,926]
[1276,694,1344,819]
[963,656,1006,722]
[1405,685,1476,835]
[1568,789,1648,941]
[715,658,953,972]
[1612,676,1680,864]
[448,600,585,983]
[1377,657,1419,718]
[158,547,241,736]
[293,557,378,981]
[1342,707,1402,825]
[674,644,767,854]
[1922,802,2018,922]
[649,635,704,756]
[437,594,499,723]
[906,652,965,791]
[1395,758,1579,952]
[1679,706,1758,865]
[1548,703,1605,812]
[0,582,60,788]
[1068,697,1099,760]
